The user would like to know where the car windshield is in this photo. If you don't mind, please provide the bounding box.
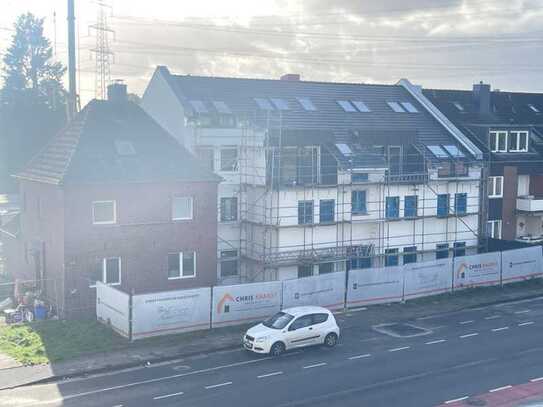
[262,312,294,329]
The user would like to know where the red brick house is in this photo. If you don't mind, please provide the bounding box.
[1,84,221,318]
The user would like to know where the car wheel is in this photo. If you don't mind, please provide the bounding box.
[270,342,285,357]
[324,333,338,347]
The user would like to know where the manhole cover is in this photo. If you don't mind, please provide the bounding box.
[373,323,432,338]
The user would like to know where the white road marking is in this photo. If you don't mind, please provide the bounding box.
[348,354,371,360]
[205,382,232,390]
[426,339,447,345]
[445,396,469,404]
[491,326,509,332]
[485,315,501,320]
[460,333,479,338]
[519,321,535,326]
[417,315,438,320]
[459,320,474,325]
[514,309,531,314]
[257,371,283,378]
[172,365,191,371]
[531,377,543,382]
[389,346,410,352]
[303,362,327,369]
[153,391,184,400]
[489,385,512,393]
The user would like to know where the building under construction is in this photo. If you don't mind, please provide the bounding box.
[142,68,485,283]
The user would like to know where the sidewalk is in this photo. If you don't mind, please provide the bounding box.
[1,279,543,390]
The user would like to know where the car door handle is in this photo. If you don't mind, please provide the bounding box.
[309,327,313,330]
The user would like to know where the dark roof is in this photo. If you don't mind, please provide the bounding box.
[157,67,475,162]
[16,99,221,185]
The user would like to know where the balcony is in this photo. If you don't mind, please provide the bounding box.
[517,195,543,212]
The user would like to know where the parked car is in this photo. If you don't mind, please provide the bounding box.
[243,306,340,356]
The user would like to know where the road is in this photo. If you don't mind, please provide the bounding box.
[1,296,543,407]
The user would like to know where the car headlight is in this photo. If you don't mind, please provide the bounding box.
[255,336,269,343]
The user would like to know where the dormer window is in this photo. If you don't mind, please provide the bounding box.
[509,131,529,152]
[490,130,528,153]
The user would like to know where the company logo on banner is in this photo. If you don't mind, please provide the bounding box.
[216,290,278,314]
[455,260,498,280]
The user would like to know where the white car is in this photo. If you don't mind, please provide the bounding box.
[243,306,340,356]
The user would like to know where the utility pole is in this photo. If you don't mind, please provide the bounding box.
[67,0,77,119]
[90,1,115,100]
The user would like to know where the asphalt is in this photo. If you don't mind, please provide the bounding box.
[1,296,543,406]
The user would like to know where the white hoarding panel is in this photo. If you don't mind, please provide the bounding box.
[96,281,130,338]
[132,287,211,340]
[346,267,403,307]
[501,246,543,283]
[212,281,282,328]
[403,259,453,300]
[282,272,346,310]
[453,252,501,289]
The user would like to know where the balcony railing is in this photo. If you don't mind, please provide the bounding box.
[517,195,543,212]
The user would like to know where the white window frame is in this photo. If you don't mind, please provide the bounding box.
[168,251,197,280]
[487,220,502,239]
[488,176,504,198]
[172,196,194,221]
[509,131,529,152]
[490,131,507,152]
[90,257,121,287]
[220,147,239,172]
[92,200,117,225]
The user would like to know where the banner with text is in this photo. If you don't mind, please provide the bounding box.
[501,246,543,283]
[453,252,501,289]
[282,272,346,310]
[403,258,453,300]
[346,266,403,307]
[132,287,211,340]
[96,282,130,338]
[211,281,282,327]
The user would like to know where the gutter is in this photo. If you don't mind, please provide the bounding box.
[398,79,483,160]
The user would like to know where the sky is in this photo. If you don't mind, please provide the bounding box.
[1,0,543,104]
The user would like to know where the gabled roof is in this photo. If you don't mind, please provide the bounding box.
[16,99,221,185]
[154,67,478,162]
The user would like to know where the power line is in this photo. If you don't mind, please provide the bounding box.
[89,1,115,99]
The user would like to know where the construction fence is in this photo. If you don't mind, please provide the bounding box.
[97,245,543,340]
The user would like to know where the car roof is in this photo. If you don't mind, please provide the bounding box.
[281,306,331,317]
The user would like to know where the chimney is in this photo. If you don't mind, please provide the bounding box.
[280,73,301,81]
[473,81,491,115]
[107,80,128,103]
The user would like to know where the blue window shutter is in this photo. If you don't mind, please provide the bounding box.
[352,191,367,215]
[437,194,449,217]
[455,193,467,214]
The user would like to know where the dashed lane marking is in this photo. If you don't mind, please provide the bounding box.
[257,371,283,378]
[389,346,410,352]
[519,321,535,326]
[426,339,446,345]
[348,354,371,360]
[303,362,327,369]
[515,310,531,314]
[459,320,474,325]
[460,333,479,339]
[531,377,543,382]
[205,382,232,390]
[491,326,509,332]
[485,315,501,320]
[444,396,469,404]
[153,391,184,400]
[489,385,512,393]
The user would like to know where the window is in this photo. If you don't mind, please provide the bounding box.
[220,147,238,172]
[436,243,449,259]
[289,315,313,330]
[403,246,417,264]
[352,191,367,215]
[319,262,334,274]
[453,102,464,112]
[298,265,313,278]
[93,257,121,286]
[453,242,466,257]
[352,172,369,183]
[437,194,449,217]
[454,193,467,215]
[348,246,372,270]
[168,251,196,279]
[490,131,507,152]
[189,100,208,113]
[386,196,400,219]
[401,102,419,113]
[487,220,502,239]
[220,197,238,222]
[319,199,335,223]
[220,250,238,277]
[404,195,418,218]
[312,313,329,324]
[387,102,405,113]
[270,98,289,110]
[385,248,399,267]
[172,197,193,220]
[528,104,540,113]
[337,100,357,112]
[443,145,465,158]
[298,200,314,225]
[352,101,371,112]
[92,201,116,224]
[488,176,503,198]
[254,98,274,110]
[336,143,353,156]
[509,131,529,152]
[212,101,231,114]
[427,145,449,158]
[114,140,136,156]
[196,147,214,171]
[297,97,317,111]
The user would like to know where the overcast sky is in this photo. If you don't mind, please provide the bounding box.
[2,0,543,104]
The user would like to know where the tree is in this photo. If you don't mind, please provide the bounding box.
[1,13,66,109]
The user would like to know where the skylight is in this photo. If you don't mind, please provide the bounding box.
[427,145,448,158]
[528,104,540,113]
[352,101,371,113]
[335,143,353,156]
[337,100,357,112]
[254,98,274,110]
[401,102,419,113]
[443,145,465,158]
[387,102,405,113]
[189,100,208,114]
[270,98,289,110]
[212,101,231,114]
[297,97,317,111]
[114,140,136,156]
[453,102,465,112]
